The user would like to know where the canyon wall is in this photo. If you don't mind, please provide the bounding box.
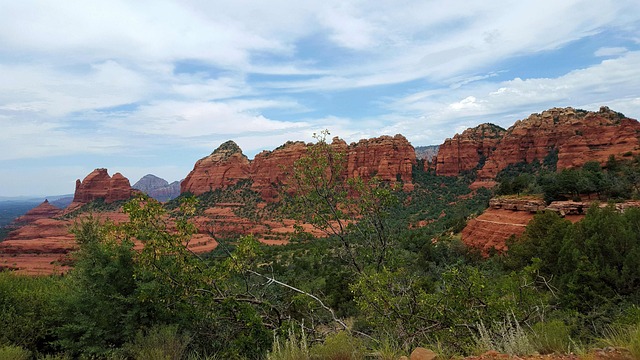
[435,123,505,176]
[435,107,640,178]
[181,134,417,199]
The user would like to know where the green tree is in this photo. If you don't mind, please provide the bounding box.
[286,130,398,273]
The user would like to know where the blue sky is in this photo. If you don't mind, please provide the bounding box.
[1,0,639,196]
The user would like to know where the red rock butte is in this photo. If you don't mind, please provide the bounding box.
[73,168,135,204]
[435,106,640,178]
[181,134,417,200]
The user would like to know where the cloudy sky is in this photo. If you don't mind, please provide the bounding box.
[1,0,640,196]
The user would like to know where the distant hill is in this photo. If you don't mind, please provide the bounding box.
[414,145,439,161]
[132,174,181,202]
[0,201,39,228]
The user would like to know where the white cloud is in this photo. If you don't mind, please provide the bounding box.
[594,46,629,57]
[112,100,309,138]
[388,51,640,142]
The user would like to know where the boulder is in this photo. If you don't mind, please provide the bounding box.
[410,347,437,360]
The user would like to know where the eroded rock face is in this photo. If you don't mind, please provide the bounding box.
[346,135,415,185]
[13,200,61,224]
[73,168,135,203]
[461,196,640,254]
[477,107,640,179]
[436,124,505,176]
[181,135,417,199]
[436,107,640,178]
[181,141,251,195]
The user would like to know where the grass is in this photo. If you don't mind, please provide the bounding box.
[600,323,640,359]
[0,345,31,360]
[473,312,535,356]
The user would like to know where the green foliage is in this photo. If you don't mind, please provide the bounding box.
[59,198,128,219]
[497,154,640,203]
[0,345,31,360]
[600,322,640,360]
[530,320,573,354]
[309,332,364,360]
[127,325,191,360]
[55,216,143,357]
[0,272,64,355]
[285,130,399,273]
[473,312,535,356]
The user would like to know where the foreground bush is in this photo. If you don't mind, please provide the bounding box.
[0,345,31,360]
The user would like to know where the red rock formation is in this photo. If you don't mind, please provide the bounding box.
[251,141,308,201]
[181,141,252,195]
[13,200,61,224]
[435,124,505,176]
[460,196,640,254]
[435,107,640,179]
[346,135,415,185]
[73,168,135,203]
[476,107,640,179]
[181,135,417,199]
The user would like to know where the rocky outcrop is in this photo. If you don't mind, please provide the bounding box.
[436,107,640,178]
[478,107,640,179]
[461,196,640,254]
[181,135,417,199]
[133,174,181,202]
[436,124,505,176]
[73,169,135,203]
[12,200,62,224]
[250,141,308,201]
[345,135,415,186]
[181,141,252,195]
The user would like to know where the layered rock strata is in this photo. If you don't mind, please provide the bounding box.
[461,197,640,254]
[73,168,135,203]
[436,123,505,176]
[181,135,417,199]
[435,107,640,178]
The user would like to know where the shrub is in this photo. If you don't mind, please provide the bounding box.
[267,328,309,360]
[531,320,573,354]
[0,345,31,360]
[310,332,364,360]
[473,312,535,356]
[600,323,640,359]
[128,325,191,360]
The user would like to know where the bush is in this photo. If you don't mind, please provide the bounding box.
[530,320,573,354]
[0,345,31,360]
[127,325,191,360]
[600,323,640,360]
[310,332,364,360]
[473,312,535,356]
[267,328,309,360]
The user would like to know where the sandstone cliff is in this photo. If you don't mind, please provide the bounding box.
[460,196,640,254]
[73,168,135,203]
[436,107,640,178]
[181,135,417,199]
[436,123,505,176]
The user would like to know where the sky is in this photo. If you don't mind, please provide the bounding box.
[1,0,640,197]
